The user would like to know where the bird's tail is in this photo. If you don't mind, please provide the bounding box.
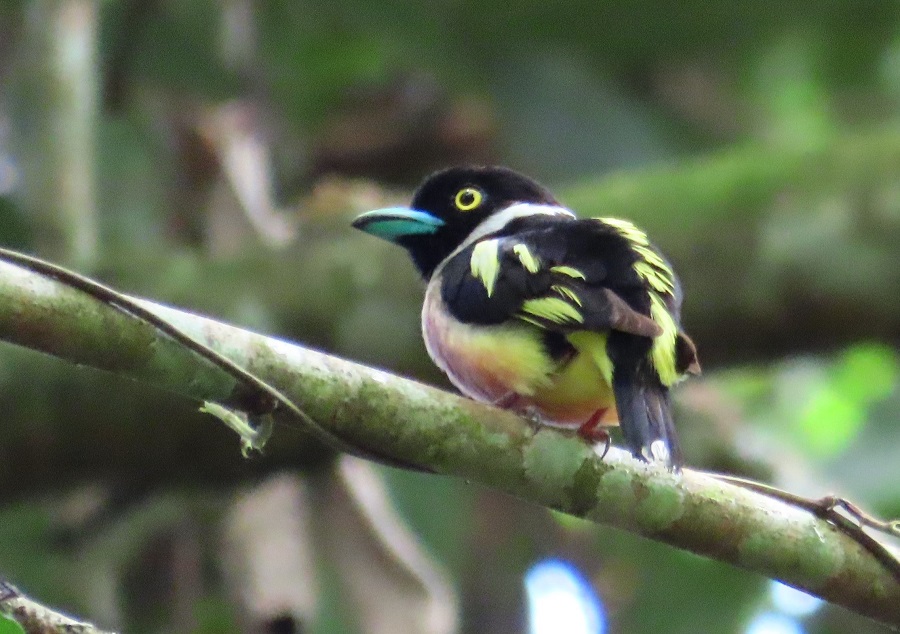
[613,374,683,470]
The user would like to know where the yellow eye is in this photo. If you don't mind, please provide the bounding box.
[454,187,483,211]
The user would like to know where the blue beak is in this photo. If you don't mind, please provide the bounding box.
[352,207,445,242]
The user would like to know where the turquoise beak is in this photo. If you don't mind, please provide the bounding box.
[352,207,445,242]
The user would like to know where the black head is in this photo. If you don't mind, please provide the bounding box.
[352,166,560,278]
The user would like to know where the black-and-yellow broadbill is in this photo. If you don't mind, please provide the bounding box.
[353,166,700,469]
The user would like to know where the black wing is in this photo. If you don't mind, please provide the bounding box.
[439,216,699,468]
[439,218,663,338]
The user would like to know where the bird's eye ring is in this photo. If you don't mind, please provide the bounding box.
[454,187,483,211]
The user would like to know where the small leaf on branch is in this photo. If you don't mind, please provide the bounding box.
[0,581,115,634]
[0,616,23,634]
[200,401,273,456]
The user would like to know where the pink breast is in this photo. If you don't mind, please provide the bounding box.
[421,284,546,403]
[422,305,512,402]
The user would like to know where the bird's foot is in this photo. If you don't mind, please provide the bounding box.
[519,406,545,429]
[577,409,612,459]
[493,394,545,429]
[492,392,524,410]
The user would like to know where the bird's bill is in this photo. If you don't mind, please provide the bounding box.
[352,207,445,242]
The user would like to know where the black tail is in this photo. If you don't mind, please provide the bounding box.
[612,372,683,470]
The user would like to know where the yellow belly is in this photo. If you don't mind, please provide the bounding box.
[530,332,618,425]
[422,285,617,427]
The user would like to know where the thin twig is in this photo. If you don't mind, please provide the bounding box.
[0,580,117,634]
[709,473,900,584]
[818,496,900,538]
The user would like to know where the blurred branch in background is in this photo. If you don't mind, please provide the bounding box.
[10,0,98,268]
[312,457,458,634]
[221,473,319,633]
[0,256,897,627]
[196,101,297,253]
[310,73,497,185]
[221,465,457,634]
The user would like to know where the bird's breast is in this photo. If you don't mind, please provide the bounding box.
[422,281,554,402]
[421,280,617,426]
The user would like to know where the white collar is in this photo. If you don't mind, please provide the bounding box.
[432,203,575,278]
[465,203,575,246]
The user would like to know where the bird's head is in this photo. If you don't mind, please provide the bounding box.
[352,166,571,279]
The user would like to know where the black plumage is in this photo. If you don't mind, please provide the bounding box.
[352,166,700,469]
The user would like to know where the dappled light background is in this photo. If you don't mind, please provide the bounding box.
[0,1,898,633]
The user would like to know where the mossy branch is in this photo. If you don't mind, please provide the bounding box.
[1,580,116,634]
[0,257,898,626]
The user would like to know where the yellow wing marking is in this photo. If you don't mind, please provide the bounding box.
[551,284,582,306]
[513,244,541,273]
[520,297,584,325]
[599,218,676,292]
[550,265,586,280]
[634,261,675,294]
[470,239,501,297]
[598,217,649,246]
[517,314,545,328]
[567,331,613,385]
[600,216,682,384]
[649,293,679,385]
[633,245,669,270]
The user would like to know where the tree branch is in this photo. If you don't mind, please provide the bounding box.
[0,258,898,626]
[0,581,116,634]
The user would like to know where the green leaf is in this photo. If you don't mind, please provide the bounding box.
[832,343,899,405]
[0,614,25,634]
[796,344,899,458]
[799,388,863,457]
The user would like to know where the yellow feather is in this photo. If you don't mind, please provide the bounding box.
[634,261,675,294]
[464,325,555,395]
[550,265,586,280]
[517,314,545,328]
[470,240,500,297]
[529,331,615,418]
[513,244,541,273]
[551,284,582,306]
[600,215,683,385]
[600,218,676,297]
[649,293,679,385]
[567,331,613,385]
[633,245,669,270]
[597,217,649,246]
[521,297,583,324]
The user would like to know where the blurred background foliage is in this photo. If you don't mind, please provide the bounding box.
[0,0,898,633]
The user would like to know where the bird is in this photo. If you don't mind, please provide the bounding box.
[352,166,699,469]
